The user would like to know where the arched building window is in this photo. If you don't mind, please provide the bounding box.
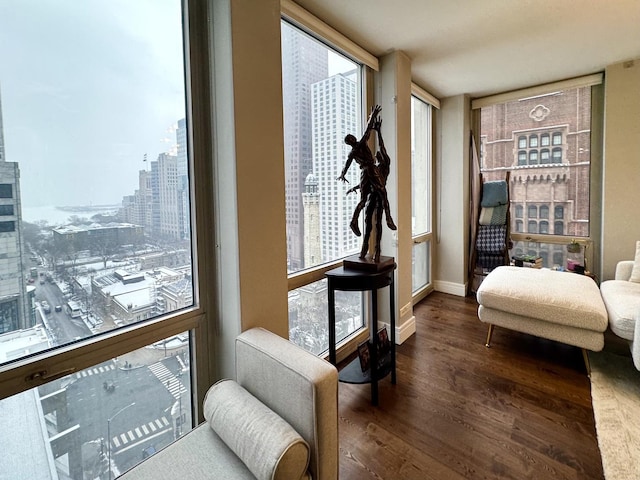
[554,221,564,235]
[541,133,550,146]
[541,149,550,163]
[540,205,549,219]
[539,221,549,234]
[518,151,527,165]
[515,204,523,218]
[518,136,527,148]
[553,132,562,145]
[515,219,523,232]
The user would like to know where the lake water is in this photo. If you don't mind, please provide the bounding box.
[22,205,121,225]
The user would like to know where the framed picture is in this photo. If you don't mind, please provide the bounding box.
[377,326,390,358]
[357,340,370,372]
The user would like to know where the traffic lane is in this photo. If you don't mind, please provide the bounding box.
[45,308,92,344]
[64,361,178,445]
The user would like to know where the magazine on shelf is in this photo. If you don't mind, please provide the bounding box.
[357,340,370,372]
[357,327,391,372]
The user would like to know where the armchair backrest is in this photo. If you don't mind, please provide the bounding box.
[235,328,339,480]
[615,260,635,281]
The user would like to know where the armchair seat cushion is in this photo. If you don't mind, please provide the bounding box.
[118,422,257,480]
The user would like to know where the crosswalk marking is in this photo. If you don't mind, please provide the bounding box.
[76,363,115,379]
[110,416,171,450]
[148,362,187,400]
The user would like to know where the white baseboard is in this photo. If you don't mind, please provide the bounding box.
[396,316,416,344]
[434,280,467,297]
[378,316,416,345]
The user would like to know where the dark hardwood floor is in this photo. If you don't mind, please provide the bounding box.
[337,291,604,480]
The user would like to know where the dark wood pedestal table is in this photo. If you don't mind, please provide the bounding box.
[325,261,396,406]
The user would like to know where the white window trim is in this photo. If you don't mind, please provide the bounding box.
[281,0,378,70]
[410,94,435,303]
[471,73,603,109]
[411,82,441,109]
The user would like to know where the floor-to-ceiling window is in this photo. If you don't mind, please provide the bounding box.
[281,3,380,358]
[474,75,603,273]
[410,88,437,302]
[0,1,209,478]
[282,19,364,356]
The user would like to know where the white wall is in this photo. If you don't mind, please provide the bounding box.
[602,58,640,279]
[434,95,470,295]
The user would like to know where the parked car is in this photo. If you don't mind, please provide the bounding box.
[41,301,51,314]
[142,446,156,459]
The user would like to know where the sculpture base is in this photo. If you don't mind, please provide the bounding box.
[343,255,395,272]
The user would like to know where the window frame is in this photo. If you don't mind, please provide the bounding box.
[410,89,437,303]
[472,75,604,277]
[281,7,376,364]
[0,0,214,423]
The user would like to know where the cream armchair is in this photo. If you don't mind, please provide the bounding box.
[120,327,339,480]
[600,260,640,370]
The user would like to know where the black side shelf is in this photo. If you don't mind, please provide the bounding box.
[339,353,393,384]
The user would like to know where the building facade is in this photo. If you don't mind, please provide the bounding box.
[52,223,144,252]
[176,118,190,240]
[480,86,592,266]
[281,22,328,271]
[119,120,189,242]
[0,91,33,333]
[311,71,360,263]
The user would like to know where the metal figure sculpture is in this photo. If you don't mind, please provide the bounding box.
[337,105,396,263]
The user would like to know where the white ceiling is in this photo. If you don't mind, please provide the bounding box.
[292,0,640,99]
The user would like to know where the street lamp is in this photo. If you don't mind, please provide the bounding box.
[107,402,135,480]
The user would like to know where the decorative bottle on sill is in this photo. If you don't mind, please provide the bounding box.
[566,240,583,272]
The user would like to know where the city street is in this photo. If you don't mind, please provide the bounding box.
[59,354,191,477]
[34,270,92,343]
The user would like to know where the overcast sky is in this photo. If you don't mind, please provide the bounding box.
[0,0,186,208]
